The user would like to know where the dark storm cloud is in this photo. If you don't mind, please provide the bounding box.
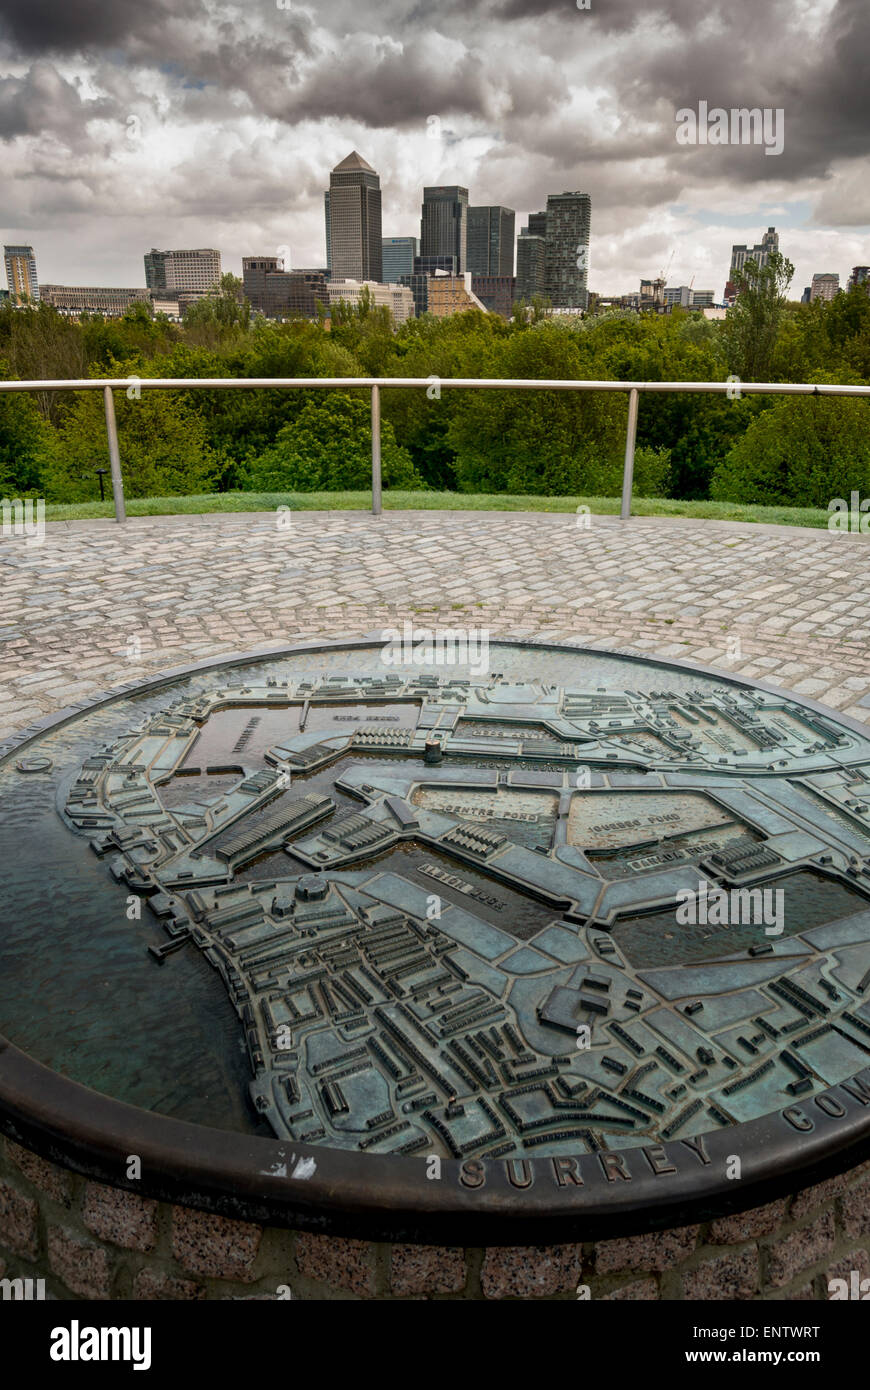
[268,43,493,127]
[570,0,869,191]
[797,0,870,167]
[168,25,318,114]
[0,0,202,54]
[0,59,111,137]
[493,0,708,28]
[401,0,733,32]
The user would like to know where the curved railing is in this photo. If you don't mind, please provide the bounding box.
[2,374,869,523]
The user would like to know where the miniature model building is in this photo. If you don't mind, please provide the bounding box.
[54,661,870,1160]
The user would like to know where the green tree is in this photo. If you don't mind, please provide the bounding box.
[511,294,552,324]
[327,285,398,375]
[444,320,627,493]
[0,360,56,494]
[247,391,423,492]
[379,309,507,488]
[0,301,87,422]
[711,377,870,506]
[775,286,870,383]
[41,367,219,502]
[183,273,251,347]
[200,322,359,477]
[721,250,795,381]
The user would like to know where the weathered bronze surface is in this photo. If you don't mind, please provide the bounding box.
[2,638,870,1236]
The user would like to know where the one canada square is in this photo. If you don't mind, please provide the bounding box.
[324,151,383,283]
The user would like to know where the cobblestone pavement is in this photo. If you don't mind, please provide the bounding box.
[1,509,869,740]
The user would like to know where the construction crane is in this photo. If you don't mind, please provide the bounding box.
[659,249,675,284]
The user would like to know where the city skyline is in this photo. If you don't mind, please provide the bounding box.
[8,198,867,322]
[10,221,870,320]
[5,171,868,310]
[1,1,868,299]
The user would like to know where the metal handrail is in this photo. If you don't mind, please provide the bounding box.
[2,375,868,524]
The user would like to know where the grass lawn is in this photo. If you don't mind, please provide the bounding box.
[42,489,835,529]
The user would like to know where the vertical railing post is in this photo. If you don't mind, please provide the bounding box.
[103,386,126,523]
[371,383,382,516]
[620,387,640,520]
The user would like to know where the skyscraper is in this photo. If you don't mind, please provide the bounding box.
[516,217,547,303]
[729,227,779,280]
[466,207,515,276]
[324,152,383,283]
[4,245,39,303]
[544,192,591,309]
[420,186,469,273]
[382,236,418,282]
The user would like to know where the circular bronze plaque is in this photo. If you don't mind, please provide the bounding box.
[2,638,870,1240]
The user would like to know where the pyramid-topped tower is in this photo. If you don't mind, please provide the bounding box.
[332,150,376,174]
[324,152,382,282]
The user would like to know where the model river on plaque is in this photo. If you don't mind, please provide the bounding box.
[4,641,870,1161]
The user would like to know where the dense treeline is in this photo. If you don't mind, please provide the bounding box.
[2,257,870,507]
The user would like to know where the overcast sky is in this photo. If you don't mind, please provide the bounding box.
[1,0,868,298]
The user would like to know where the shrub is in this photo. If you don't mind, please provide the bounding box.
[711,394,870,506]
[247,392,423,491]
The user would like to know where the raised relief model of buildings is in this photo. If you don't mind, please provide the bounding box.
[61,667,870,1160]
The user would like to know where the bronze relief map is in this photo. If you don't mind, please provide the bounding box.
[32,640,870,1167]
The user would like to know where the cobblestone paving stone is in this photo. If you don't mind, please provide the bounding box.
[1,509,869,740]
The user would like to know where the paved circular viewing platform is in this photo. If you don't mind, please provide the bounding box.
[1,510,869,742]
[2,509,870,1302]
